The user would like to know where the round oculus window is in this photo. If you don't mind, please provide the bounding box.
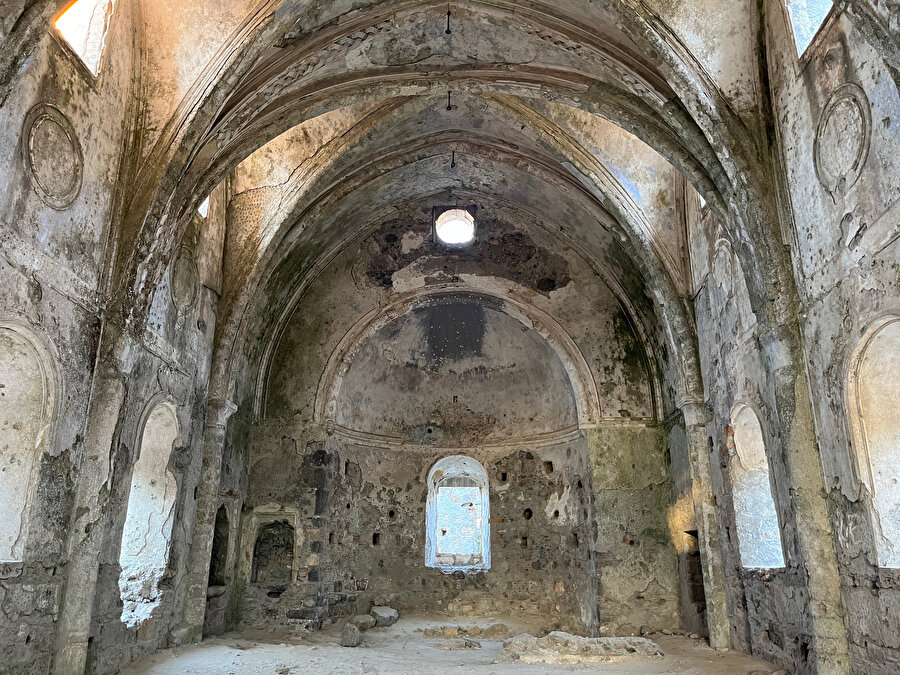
[435,209,475,245]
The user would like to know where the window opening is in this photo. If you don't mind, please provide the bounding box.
[55,0,116,76]
[785,0,832,56]
[426,455,490,572]
[729,404,785,569]
[435,209,475,245]
[118,402,179,627]
[848,317,900,567]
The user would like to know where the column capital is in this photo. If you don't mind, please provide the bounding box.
[676,396,709,426]
[206,398,238,429]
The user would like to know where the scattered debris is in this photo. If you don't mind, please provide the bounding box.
[495,631,663,664]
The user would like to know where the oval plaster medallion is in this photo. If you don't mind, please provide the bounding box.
[171,248,200,311]
[814,83,871,195]
[21,104,83,210]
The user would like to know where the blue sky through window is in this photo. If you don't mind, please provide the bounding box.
[786,0,832,55]
[435,486,483,558]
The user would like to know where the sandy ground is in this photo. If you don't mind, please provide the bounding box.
[129,616,780,674]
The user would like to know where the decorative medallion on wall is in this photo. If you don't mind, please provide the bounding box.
[814,83,871,195]
[21,104,83,210]
[170,247,200,312]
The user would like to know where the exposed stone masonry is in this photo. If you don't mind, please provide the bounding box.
[0,2,898,674]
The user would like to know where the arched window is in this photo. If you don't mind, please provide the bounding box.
[118,402,179,627]
[848,317,900,568]
[426,455,490,572]
[0,326,55,562]
[729,404,785,569]
[55,0,116,76]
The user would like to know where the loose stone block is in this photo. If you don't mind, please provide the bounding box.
[370,606,399,627]
[352,614,376,631]
[340,622,360,647]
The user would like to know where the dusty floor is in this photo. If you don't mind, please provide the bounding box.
[130,616,781,674]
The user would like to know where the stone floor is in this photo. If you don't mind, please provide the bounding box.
[130,616,781,674]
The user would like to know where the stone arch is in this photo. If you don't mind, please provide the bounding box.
[0,320,58,562]
[116,0,757,339]
[426,455,491,572]
[306,287,604,432]
[728,403,785,569]
[118,399,180,627]
[846,315,900,567]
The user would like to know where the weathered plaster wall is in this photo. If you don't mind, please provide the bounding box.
[82,214,224,674]
[689,204,811,670]
[225,202,681,637]
[0,2,136,671]
[766,2,900,671]
[333,298,579,442]
[587,425,682,637]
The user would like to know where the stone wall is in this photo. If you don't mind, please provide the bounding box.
[226,204,681,639]
[765,1,900,671]
[0,2,136,671]
[236,436,598,634]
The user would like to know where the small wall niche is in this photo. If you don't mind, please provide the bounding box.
[251,521,295,585]
[208,505,230,586]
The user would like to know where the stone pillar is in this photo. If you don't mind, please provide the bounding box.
[175,397,237,644]
[680,400,730,650]
[761,326,850,673]
[53,326,134,675]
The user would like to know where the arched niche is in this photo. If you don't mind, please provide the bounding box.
[0,323,57,562]
[426,455,491,573]
[847,316,900,567]
[323,294,586,444]
[208,504,230,587]
[729,403,785,569]
[118,401,179,627]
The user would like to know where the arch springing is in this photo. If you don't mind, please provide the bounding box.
[426,455,490,572]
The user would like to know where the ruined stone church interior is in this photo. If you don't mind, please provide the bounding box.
[1,1,899,673]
